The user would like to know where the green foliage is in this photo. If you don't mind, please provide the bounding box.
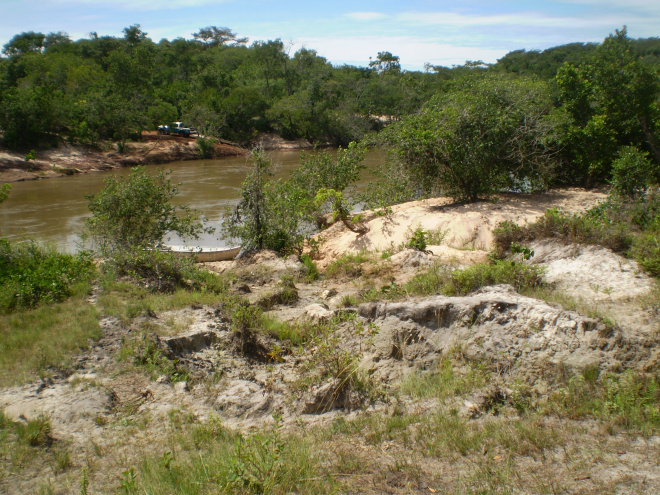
[223,144,366,253]
[555,28,660,186]
[196,136,217,158]
[121,333,189,382]
[492,207,633,258]
[0,239,95,313]
[299,254,320,281]
[383,74,556,202]
[15,414,52,447]
[610,146,655,200]
[406,226,427,251]
[222,150,304,253]
[0,183,10,204]
[443,261,545,296]
[325,252,371,279]
[84,166,208,287]
[551,371,660,434]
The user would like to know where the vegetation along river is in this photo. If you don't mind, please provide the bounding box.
[0,149,384,252]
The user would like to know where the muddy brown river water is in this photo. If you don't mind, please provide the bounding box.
[0,149,384,251]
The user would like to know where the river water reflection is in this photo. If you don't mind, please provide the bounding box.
[0,149,384,252]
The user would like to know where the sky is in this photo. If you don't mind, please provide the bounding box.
[0,0,659,70]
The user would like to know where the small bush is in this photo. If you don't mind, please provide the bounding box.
[406,226,427,252]
[325,252,370,279]
[0,239,95,313]
[610,146,654,200]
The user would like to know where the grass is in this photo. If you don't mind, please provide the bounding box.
[325,252,372,279]
[128,419,332,494]
[399,359,491,400]
[360,260,545,302]
[0,296,101,386]
[548,370,660,435]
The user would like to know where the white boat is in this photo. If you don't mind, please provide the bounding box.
[164,245,241,262]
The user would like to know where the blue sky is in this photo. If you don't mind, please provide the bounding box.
[1,0,658,69]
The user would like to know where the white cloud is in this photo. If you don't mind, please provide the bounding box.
[344,12,388,21]
[47,0,228,11]
[557,0,660,15]
[396,10,644,30]
[291,35,507,69]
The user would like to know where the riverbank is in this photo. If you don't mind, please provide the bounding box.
[0,131,252,183]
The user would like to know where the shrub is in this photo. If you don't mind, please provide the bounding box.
[84,166,209,288]
[406,226,427,251]
[610,146,654,200]
[0,239,95,313]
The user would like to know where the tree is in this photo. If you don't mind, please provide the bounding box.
[555,27,660,186]
[369,51,401,74]
[123,24,147,45]
[84,167,208,287]
[384,75,556,202]
[2,32,46,57]
[193,26,247,47]
[222,150,302,252]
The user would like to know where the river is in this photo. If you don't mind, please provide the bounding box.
[0,149,384,252]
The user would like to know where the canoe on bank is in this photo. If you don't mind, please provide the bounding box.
[165,245,241,263]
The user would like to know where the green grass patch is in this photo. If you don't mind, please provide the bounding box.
[0,297,101,386]
[399,359,490,400]
[131,419,332,494]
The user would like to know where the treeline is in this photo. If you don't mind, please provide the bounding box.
[1,24,658,153]
[0,25,447,149]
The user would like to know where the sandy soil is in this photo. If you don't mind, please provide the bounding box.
[312,188,608,269]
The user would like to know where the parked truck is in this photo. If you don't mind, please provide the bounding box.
[158,122,197,137]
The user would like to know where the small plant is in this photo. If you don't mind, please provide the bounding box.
[120,467,137,494]
[510,242,534,261]
[406,226,427,251]
[300,254,320,281]
[24,149,36,162]
[16,414,52,447]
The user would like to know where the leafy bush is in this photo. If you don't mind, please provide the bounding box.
[610,146,654,200]
[84,166,209,288]
[0,239,95,313]
[383,74,556,202]
[406,226,427,251]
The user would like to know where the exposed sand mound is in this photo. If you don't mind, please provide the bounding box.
[313,188,607,269]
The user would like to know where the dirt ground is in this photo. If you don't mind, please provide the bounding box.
[1,188,659,494]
